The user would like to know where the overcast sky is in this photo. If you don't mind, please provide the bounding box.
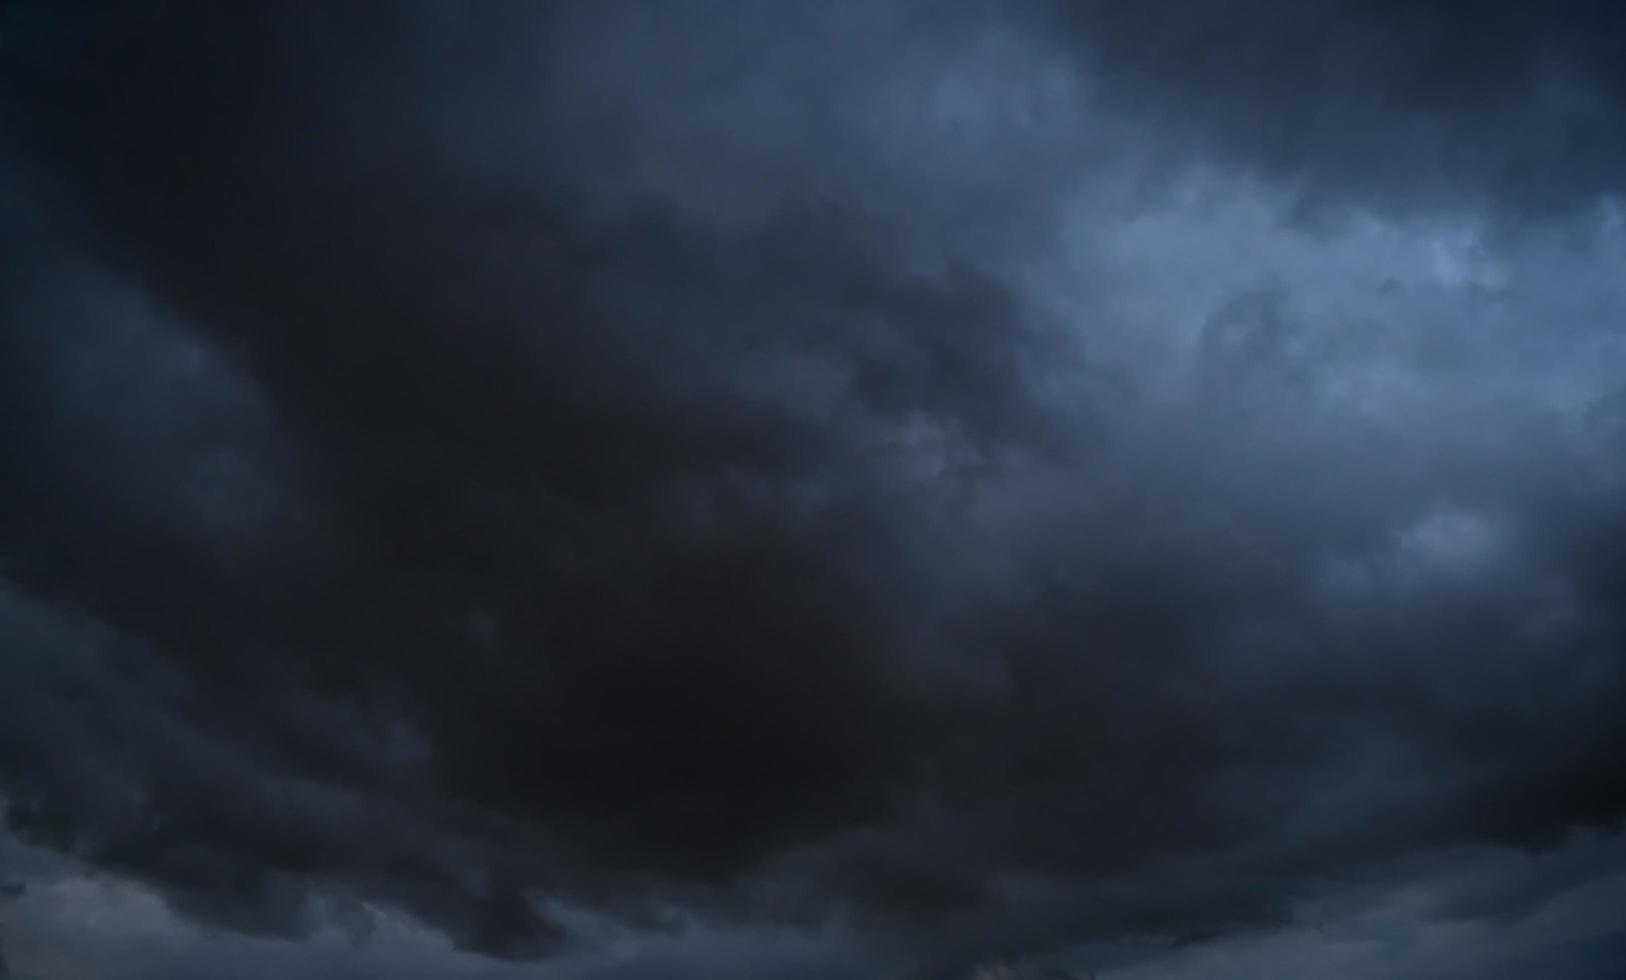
[3,2,1626,978]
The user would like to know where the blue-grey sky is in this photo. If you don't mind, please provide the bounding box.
[3,2,1626,978]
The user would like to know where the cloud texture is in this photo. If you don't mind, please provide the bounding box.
[2,2,1625,977]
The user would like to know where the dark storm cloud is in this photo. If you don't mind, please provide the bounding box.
[1030,0,1626,216]
[2,2,1625,978]
[0,0,1070,960]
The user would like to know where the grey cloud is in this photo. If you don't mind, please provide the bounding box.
[1029,0,1626,218]
[2,2,1625,979]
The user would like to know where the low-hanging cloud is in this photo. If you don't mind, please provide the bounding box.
[2,3,1625,978]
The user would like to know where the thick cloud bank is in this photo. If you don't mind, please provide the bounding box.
[3,3,1625,978]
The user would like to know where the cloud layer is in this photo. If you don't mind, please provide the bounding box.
[3,2,1625,977]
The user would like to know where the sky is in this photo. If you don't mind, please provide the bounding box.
[2,2,1626,978]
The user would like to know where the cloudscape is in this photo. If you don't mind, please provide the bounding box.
[3,3,1626,978]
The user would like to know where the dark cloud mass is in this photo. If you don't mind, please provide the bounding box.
[1037,0,1626,215]
[2,2,1625,978]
